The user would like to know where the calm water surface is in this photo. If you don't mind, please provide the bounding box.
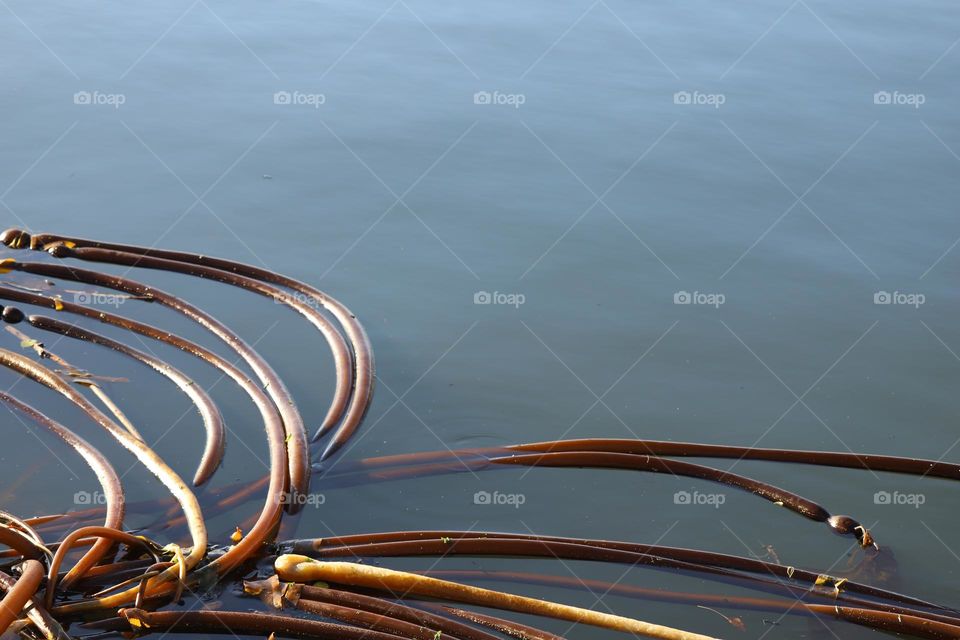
[2,1,960,637]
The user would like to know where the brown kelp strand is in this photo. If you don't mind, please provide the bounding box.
[295,597,462,640]
[288,583,506,640]
[39,243,353,443]
[1,259,310,510]
[0,348,207,608]
[491,451,874,546]
[342,438,960,482]
[0,560,43,635]
[0,392,122,576]
[45,526,161,607]
[509,438,960,481]
[85,608,415,640]
[4,228,374,459]
[0,512,45,552]
[5,324,145,442]
[0,538,79,564]
[424,570,960,630]
[275,556,721,640]
[288,531,943,612]
[0,526,47,562]
[25,314,226,486]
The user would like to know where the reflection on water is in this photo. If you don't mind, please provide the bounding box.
[2,0,960,637]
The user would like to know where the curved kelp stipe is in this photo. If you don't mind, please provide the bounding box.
[37,243,352,444]
[0,347,207,605]
[3,228,374,460]
[0,259,310,512]
[25,314,225,486]
[0,392,124,588]
[0,285,293,521]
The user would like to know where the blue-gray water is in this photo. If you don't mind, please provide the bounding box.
[2,1,960,637]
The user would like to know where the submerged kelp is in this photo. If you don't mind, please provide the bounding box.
[0,228,955,640]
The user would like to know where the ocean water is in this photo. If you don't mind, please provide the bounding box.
[1,1,959,637]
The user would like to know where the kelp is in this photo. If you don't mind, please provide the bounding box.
[0,227,952,640]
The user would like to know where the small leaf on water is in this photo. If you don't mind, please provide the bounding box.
[231,526,243,543]
[815,574,831,586]
[53,297,64,311]
[127,615,149,630]
[19,339,39,349]
[833,578,848,596]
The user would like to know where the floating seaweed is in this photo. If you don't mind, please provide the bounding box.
[0,228,954,640]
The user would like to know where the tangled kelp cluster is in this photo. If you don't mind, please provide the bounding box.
[0,229,956,640]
